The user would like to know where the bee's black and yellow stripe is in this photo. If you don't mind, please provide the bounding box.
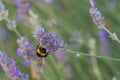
[36,48,46,57]
[36,45,49,57]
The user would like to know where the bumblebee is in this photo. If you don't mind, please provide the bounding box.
[36,44,49,57]
[36,44,49,65]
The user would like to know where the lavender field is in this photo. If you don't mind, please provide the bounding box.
[0,0,120,80]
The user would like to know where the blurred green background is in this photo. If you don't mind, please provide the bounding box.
[1,0,120,80]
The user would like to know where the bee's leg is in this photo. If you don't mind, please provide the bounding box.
[46,50,50,56]
[39,58,44,73]
[40,58,43,66]
[37,44,39,49]
[36,43,42,50]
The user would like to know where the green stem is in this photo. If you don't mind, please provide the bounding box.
[67,49,120,62]
[13,29,21,38]
[90,52,103,80]
[5,18,21,38]
[103,27,112,35]
[49,56,65,79]
[103,27,120,43]
[89,39,103,80]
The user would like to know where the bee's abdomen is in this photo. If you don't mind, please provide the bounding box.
[36,49,46,57]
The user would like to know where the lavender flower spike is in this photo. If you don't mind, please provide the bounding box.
[14,0,32,21]
[17,37,36,66]
[33,27,67,55]
[0,0,8,20]
[0,50,29,80]
[89,0,105,29]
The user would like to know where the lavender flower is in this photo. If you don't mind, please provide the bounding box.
[98,29,107,41]
[0,0,8,20]
[89,0,120,43]
[14,0,32,21]
[28,11,41,29]
[7,19,16,31]
[33,27,67,55]
[56,52,65,59]
[16,37,36,66]
[0,28,8,43]
[89,0,105,29]
[98,29,110,56]
[0,50,29,80]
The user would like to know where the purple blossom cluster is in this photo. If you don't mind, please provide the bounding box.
[89,0,120,43]
[14,0,32,20]
[33,27,67,55]
[16,37,36,66]
[89,0,105,29]
[0,51,29,80]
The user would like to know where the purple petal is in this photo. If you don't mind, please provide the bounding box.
[24,60,30,66]
[12,70,19,77]
[17,13,24,21]
[27,43,34,51]
[90,0,95,7]
[56,52,65,59]
[17,49,23,57]
[14,0,20,5]
[98,29,107,41]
